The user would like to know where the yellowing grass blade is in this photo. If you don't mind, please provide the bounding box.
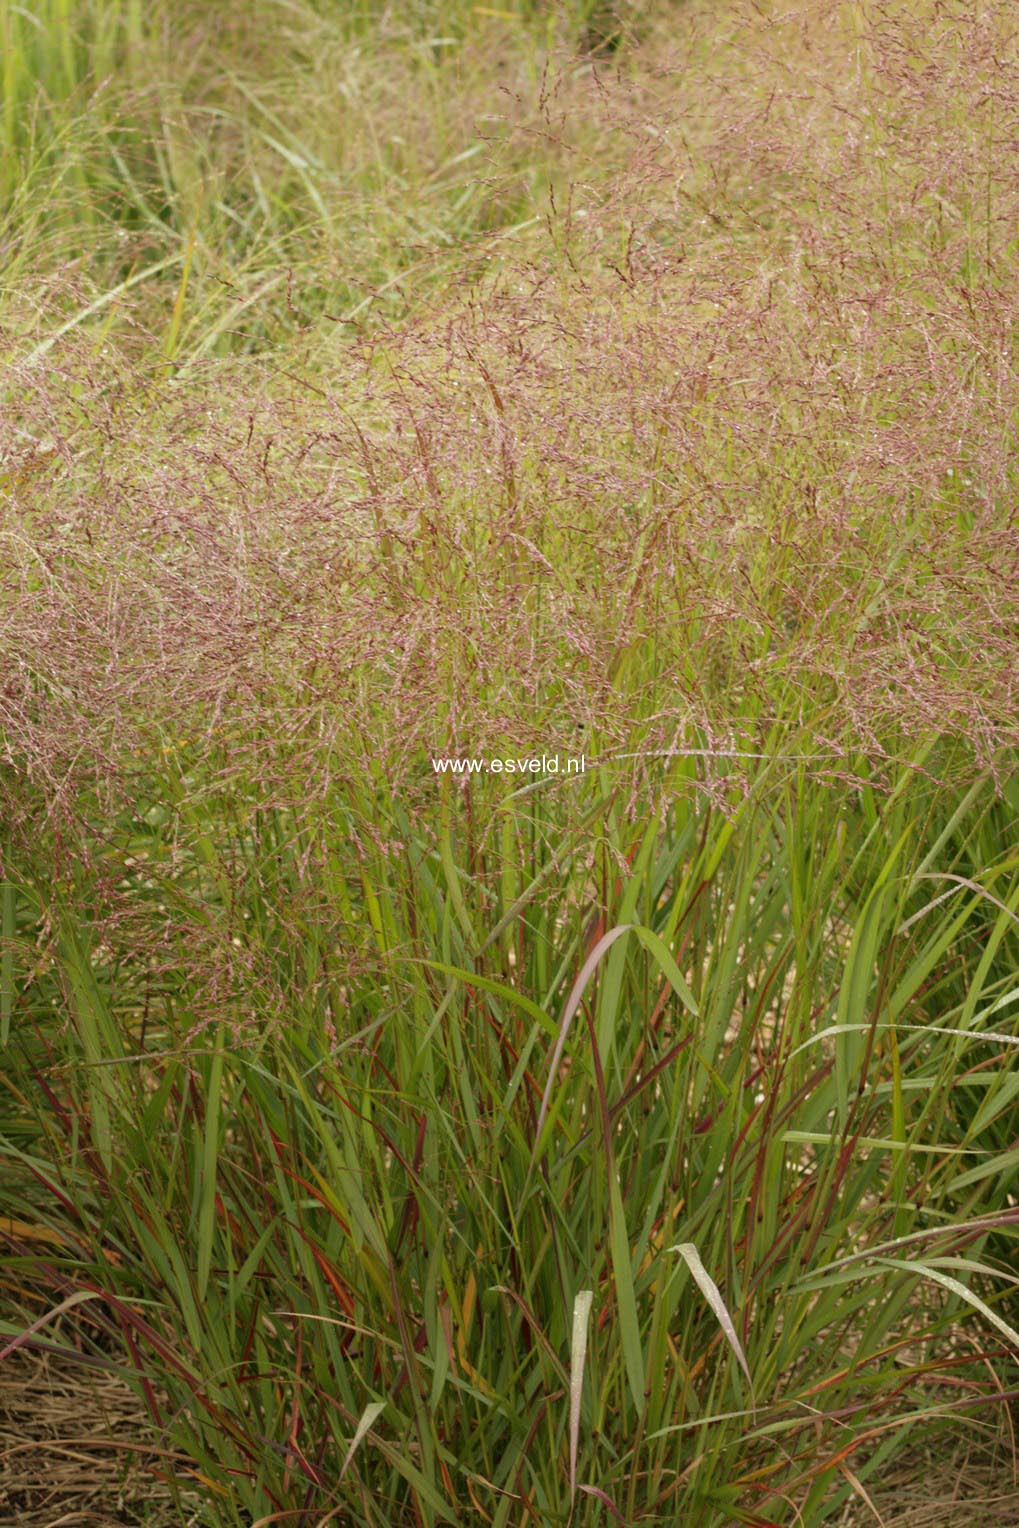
[671,1242,754,1395]
[874,1257,1019,1351]
[569,1290,593,1505]
[340,1400,387,1481]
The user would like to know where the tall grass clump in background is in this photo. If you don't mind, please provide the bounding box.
[0,0,646,358]
[2,0,1019,1524]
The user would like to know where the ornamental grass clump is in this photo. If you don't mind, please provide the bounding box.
[2,1,1019,1524]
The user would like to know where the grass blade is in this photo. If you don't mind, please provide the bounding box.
[874,1258,1019,1351]
[341,1400,387,1481]
[196,1031,224,1299]
[530,924,632,1177]
[1,873,14,1046]
[569,1289,593,1505]
[671,1242,754,1396]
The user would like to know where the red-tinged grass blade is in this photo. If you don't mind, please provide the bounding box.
[577,1483,627,1524]
[0,1288,102,1361]
[489,1285,569,1386]
[672,1243,754,1397]
[529,924,632,1179]
[569,1289,593,1506]
[530,921,701,1181]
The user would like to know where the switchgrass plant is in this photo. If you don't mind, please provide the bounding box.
[3,754,1019,1525]
[0,0,646,359]
[3,0,1019,1523]
[5,0,1019,799]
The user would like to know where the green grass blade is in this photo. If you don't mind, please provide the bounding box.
[1,874,14,1046]
[196,1032,225,1299]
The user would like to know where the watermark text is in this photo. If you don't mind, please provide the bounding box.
[431,754,585,776]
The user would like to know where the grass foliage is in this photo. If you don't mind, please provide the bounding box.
[2,0,1019,1524]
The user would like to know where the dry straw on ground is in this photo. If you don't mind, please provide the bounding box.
[2,1340,1017,1527]
[0,1346,189,1528]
